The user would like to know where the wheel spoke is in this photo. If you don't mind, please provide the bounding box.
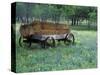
[45,37,55,47]
[19,36,31,47]
[66,33,75,44]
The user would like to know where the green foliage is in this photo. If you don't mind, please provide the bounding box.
[88,11,97,21]
[16,3,26,17]
[16,2,97,25]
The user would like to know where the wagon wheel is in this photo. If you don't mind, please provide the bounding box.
[65,33,75,44]
[51,37,55,47]
[45,37,55,47]
[40,37,49,48]
[19,36,31,47]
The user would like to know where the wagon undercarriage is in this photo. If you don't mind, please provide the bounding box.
[19,33,75,48]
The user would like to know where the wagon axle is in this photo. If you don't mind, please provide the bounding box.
[19,33,75,48]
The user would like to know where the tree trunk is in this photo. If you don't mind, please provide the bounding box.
[88,20,90,28]
[73,19,76,25]
[71,18,74,26]
[76,19,79,25]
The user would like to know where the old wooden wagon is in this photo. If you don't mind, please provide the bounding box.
[19,21,75,48]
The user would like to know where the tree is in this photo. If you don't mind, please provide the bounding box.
[16,2,97,28]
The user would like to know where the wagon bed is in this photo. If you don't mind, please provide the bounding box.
[19,21,75,48]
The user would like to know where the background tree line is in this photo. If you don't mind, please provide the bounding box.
[16,2,97,28]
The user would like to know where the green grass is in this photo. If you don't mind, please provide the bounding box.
[15,25,97,73]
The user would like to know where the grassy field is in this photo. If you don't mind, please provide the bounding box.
[15,24,97,73]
